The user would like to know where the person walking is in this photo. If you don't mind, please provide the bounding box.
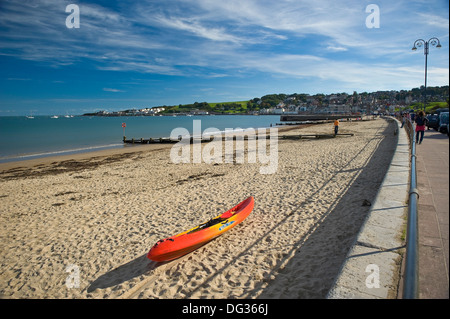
[401,113,406,128]
[334,119,339,135]
[414,110,428,144]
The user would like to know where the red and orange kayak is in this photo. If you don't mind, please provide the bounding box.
[147,197,254,262]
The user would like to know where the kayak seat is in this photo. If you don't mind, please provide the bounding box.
[220,211,233,219]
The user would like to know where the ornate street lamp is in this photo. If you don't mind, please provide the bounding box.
[412,37,442,111]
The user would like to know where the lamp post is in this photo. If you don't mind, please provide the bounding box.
[412,37,442,111]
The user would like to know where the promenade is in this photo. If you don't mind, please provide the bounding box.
[414,130,449,299]
[328,118,449,299]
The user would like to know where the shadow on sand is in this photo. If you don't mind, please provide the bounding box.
[87,254,163,293]
[253,119,399,298]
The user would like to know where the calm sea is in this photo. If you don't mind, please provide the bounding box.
[0,115,280,162]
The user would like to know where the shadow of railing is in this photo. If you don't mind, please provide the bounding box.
[252,118,398,298]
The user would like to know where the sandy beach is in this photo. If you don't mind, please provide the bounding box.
[0,117,397,299]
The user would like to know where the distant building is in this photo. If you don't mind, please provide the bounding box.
[190,109,209,115]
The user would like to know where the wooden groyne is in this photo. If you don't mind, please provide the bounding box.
[281,133,354,140]
[123,136,178,144]
[123,133,354,144]
[123,135,269,144]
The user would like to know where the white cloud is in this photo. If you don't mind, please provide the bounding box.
[153,16,243,44]
[417,13,450,29]
[326,46,348,52]
[0,0,448,93]
[103,88,125,92]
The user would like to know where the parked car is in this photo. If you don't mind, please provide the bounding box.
[438,112,449,134]
[426,114,440,130]
[435,108,449,115]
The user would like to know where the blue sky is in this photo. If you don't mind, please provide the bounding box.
[0,0,448,115]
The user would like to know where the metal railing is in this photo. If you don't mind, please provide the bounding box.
[401,117,419,298]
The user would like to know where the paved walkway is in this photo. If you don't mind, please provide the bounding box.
[327,119,449,299]
[414,130,449,299]
[327,117,409,298]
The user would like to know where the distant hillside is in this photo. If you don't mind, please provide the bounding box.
[161,101,250,114]
[83,85,449,116]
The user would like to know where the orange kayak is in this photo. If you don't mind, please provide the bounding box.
[147,197,254,262]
